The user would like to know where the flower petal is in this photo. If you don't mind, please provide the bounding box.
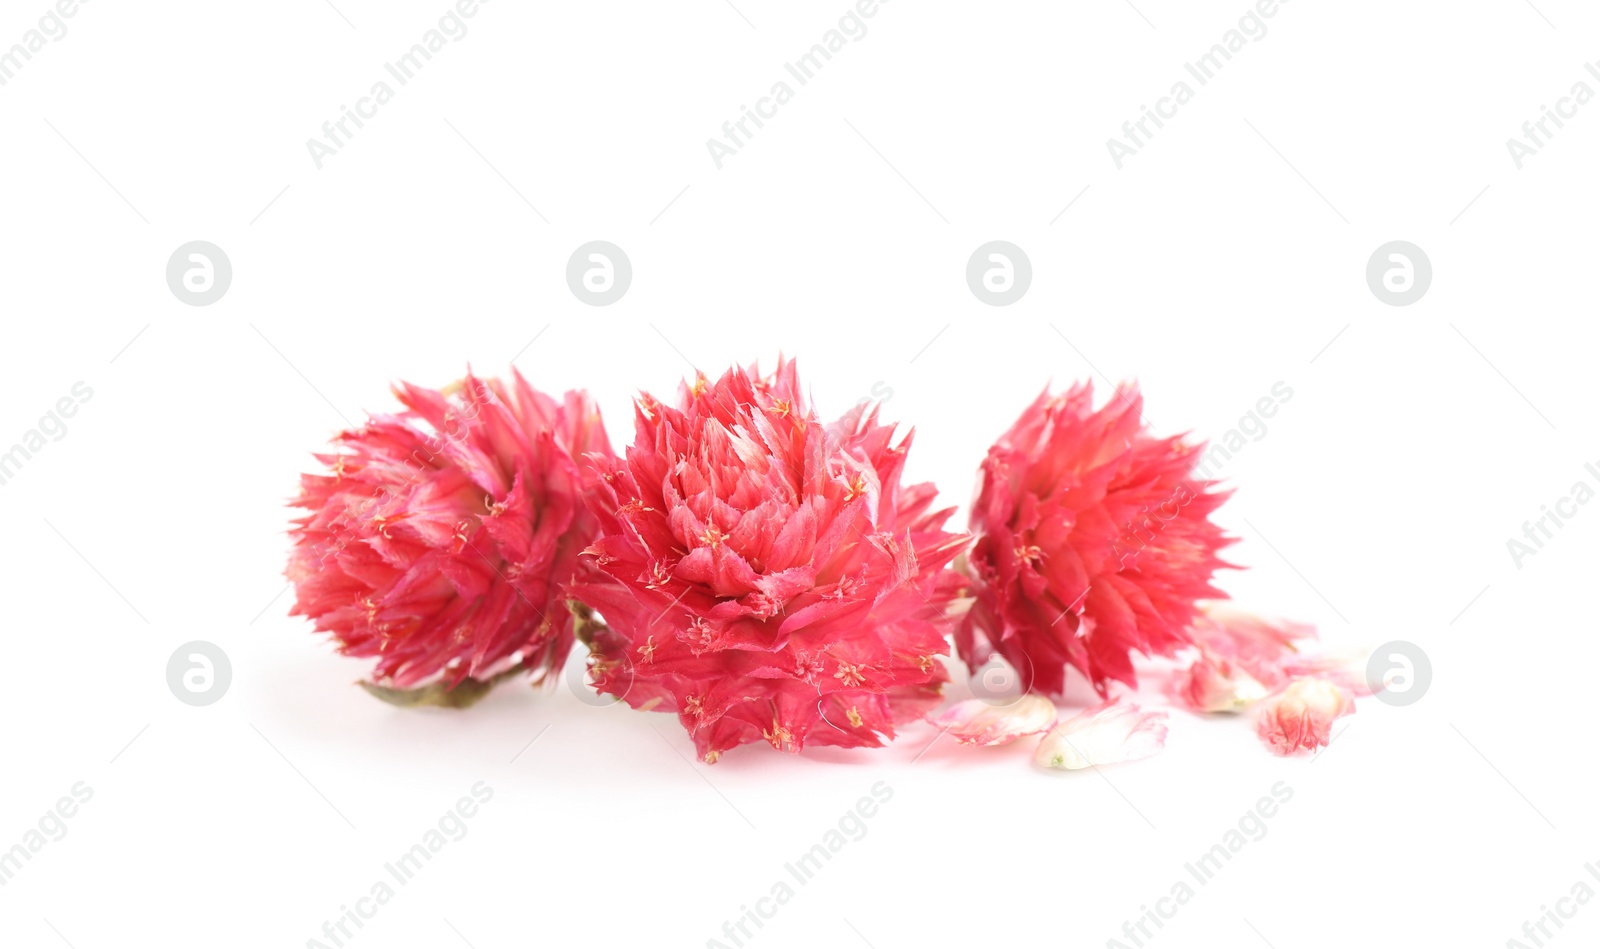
[1178,652,1268,713]
[1189,602,1316,688]
[1279,647,1375,697]
[929,694,1057,747]
[1255,677,1355,756]
[1034,699,1168,770]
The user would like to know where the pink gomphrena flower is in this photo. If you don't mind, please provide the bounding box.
[571,359,968,763]
[1255,678,1355,756]
[958,383,1233,697]
[287,369,612,700]
[1034,699,1169,771]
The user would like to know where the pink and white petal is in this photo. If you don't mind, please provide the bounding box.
[1034,699,1168,770]
[1254,677,1355,757]
[1279,647,1375,697]
[1178,652,1268,713]
[1191,603,1317,687]
[929,694,1058,747]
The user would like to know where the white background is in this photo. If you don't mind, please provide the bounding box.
[2,1,1598,946]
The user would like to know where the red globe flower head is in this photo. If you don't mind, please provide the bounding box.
[287,369,612,693]
[956,382,1233,696]
[571,359,967,763]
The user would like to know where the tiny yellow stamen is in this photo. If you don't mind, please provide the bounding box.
[763,718,794,749]
[834,661,867,688]
[844,472,868,503]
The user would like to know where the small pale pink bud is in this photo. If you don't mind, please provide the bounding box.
[1179,653,1268,713]
[1255,678,1355,756]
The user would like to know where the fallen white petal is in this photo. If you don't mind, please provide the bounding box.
[930,694,1057,747]
[1034,700,1169,770]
